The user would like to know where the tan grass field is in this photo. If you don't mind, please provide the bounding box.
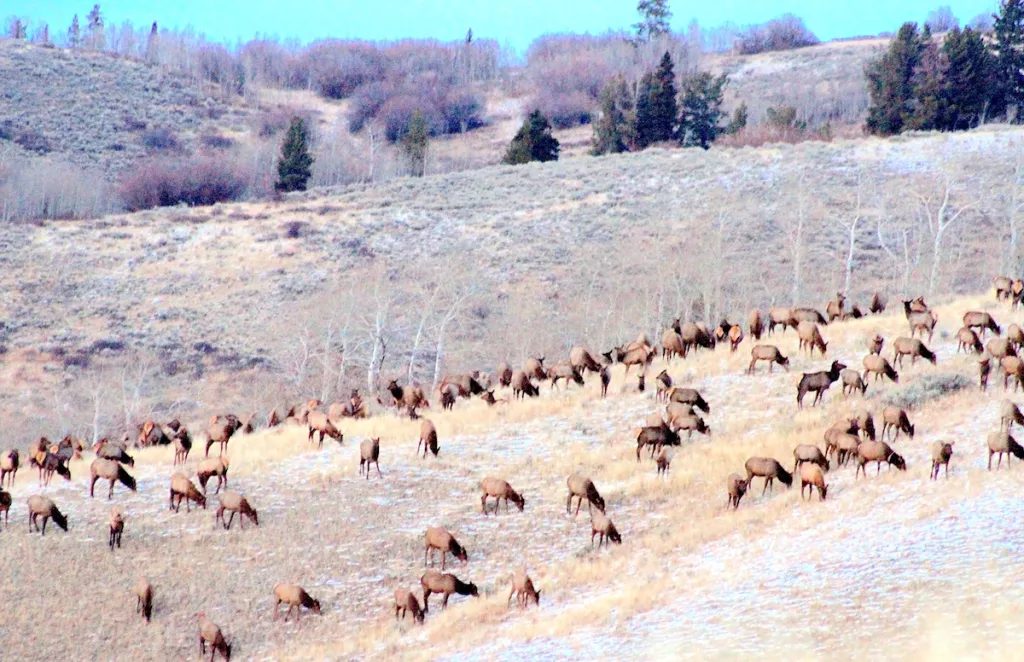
[3,291,1024,660]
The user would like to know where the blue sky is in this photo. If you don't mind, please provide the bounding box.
[21,1,999,51]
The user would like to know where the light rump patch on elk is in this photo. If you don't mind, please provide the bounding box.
[418,420,439,458]
[799,462,828,501]
[726,473,749,510]
[480,477,524,515]
[566,473,605,516]
[931,441,954,479]
[420,570,478,611]
[893,336,937,368]
[855,440,907,478]
[744,457,793,495]
[359,437,382,478]
[90,458,137,500]
[862,354,899,384]
[748,345,789,374]
[963,311,1001,338]
[424,526,468,570]
[272,583,321,621]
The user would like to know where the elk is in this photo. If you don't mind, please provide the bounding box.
[570,346,604,375]
[790,307,828,327]
[655,370,673,402]
[855,441,907,477]
[216,491,259,529]
[661,328,685,362]
[566,473,605,516]
[727,325,744,352]
[424,526,468,570]
[726,474,749,509]
[508,568,540,609]
[748,309,763,340]
[27,495,68,534]
[841,369,867,396]
[1000,356,1024,391]
[862,354,899,384]
[89,458,138,500]
[480,477,525,515]
[386,380,429,415]
[995,275,1014,301]
[196,456,230,494]
[548,361,584,390]
[510,371,539,399]
[205,415,242,457]
[986,337,1016,360]
[980,354,992,391]
[1002,400,1024,430]
[590,510,622,547]
[825,293,845,323]
[173,428,193,465]
[931,442,954,480]
[198,613,231,661]
[272,584,321,621]
[767,307,792,335]
[307,410,343,449]
[1,449,18,487]
[957,327,984,354]
[109,506,124,550]
[799,463,828,501]
[881,406,915,441]
[525,357,547,381]
[867,334,884,355]
[420,570,478,611]
[169,472,206,512]
[869,292,887,314]
[418,420,439,458]
[907,310,938,342]
[394,588,425,623]
[963,311,1001,339]
[748,345,789,374]
[667,387,710,413]
[893,337,936,368]
[793,444,830,473]
[0,488,10,531]
[134,578,153,622]
[744,457,793,495]
[359,438,382,479]
[796,361,846,408]
[636,425,680,461]
[988,431,1024,469]
[32,452,70,487]
[496,362,513,388]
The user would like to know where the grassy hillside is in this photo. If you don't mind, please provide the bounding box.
[2,291,1022,661]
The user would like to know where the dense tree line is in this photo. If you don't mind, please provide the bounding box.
[866,1,1024,135]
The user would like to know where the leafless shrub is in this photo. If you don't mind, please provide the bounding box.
[141,127,182,152]
[14,130,53,154]
[199,132,235,150]
[119,155,249,211]
[735,15,819,55]
[0,158,115,222]
[925,6,959,33]
[304,40,389,100]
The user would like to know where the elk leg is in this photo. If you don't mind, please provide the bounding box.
[375,461,382,478]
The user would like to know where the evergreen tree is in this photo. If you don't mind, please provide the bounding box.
[146,22,159,63]
[401,111,429,176]
[993,0,1024,119]
[635,52,678,147]
[591,77,635,155]
[275,117,314,192]
[678,72,728,149]
[865,23,926,135]
[633,0,673,44]
[939,27,996,129]
[503,110,560,165]
[904,34,946,131]
[86,4,104,50]
[67,14,80,48]
[726,102,748,134]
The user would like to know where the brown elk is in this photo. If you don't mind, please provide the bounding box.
[508,568,540,609]
[726,474,749,509]
[566,473,605,516]
[1002,400,1024,430]
[767,307,792,335]
[1001,356,1024,391]
[570,347,604,375]
[525,357,547,381]
[169,472,206,512]
[748,309,763,340]
[272,584,321,621]
[27,495,68,534]
[987,431,1024,469]
[216,491,259,529]
[359,437,382,479]
[661,328,685,362]
[744,457,794,495]
[667,387,710,413]
[196,456,230,494]
[727,325,744,352]
[590,510,622,547]
[90,458,138,499]
[995,275,1014,301]
[198,613,232,661]
[862,354,899,384]
[825,293,845,323]
[480,477,525,515]
[855,441,907,478]
[205,415,242,457]
[307,410,343,449]
[796,321,828,356]
[109,506,124,550]
[799,463,828,501]
[655,370,673,402]
[548,362,584,390]
[868,334,884,355]
[987,337,1017,360]
[869,292,887,314]
[0,488,10,531]
[963,311,1001,339]
[420,570,478,611]
[386,380,429,415]
[510,371,539,399]
[394,588,425,623]
[418,420,439,458]
[893,337,937,368]
[424,526,468,570]
[931,442,954,480]
[881,406,915,441]
[1,449,18,488]
[793,444,830,473]
[957,327,984,354]
[496,362,513,388]
[797,360,846,407]
[907,309,938,341]
[134,578,153,622]
[980,354,992,391]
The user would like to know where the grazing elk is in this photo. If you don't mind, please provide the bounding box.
[566,473,605,516]
[196,456,230,494]
[655,370,673,402]
[548,362,584,390]
[957,327,984,354]
[480,477,525,515]
[963,311,1001,339]
[307,410,343,449]
[205,415,242,457]
[841,369,867,396]
[424,526,468,570]
[1002,400,1024,430]
[744,457,793,495]
[169,472,206,512]
[508,568,540,609]
[797,361,846,408]
[980,354,992,391]
[748,345,790,374]
[590,510,622,548]
[1000,356,1024,391]
[570,346,604,376]
[198,613,232,661]
[216,491,259,530]
[89,458,137,500]
[27,495,68,534]
[525,357,547,381]
[893,337,937,368]
[869,292,887,314]
[793,444,830,473]
[748,309,763,340]
[855,441,907,478]
[420,570,478,611]
[134,578,153,622]
[881,406,915,441]
[667,387,710,413]
[995,276,1014,301]
[418,420,439,458]
[799,463,828,501]
[862,354,899,384]
[767,307,792,335]
[496,362,513,388]
[394,588,425,624]
[510,371,539,399]
[988,431,1024,469]
[986,337,1016,360]
[272,584,321,621]
[636,425,680,461]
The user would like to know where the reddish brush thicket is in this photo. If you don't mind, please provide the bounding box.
[735,15,820,55]
[119,156,249,211]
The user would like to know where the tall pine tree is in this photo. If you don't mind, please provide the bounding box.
[635,52,678,148]
[504,110,560,165]
[591,77,635,155]
[939,27,996,129]
[67,14,80,48]
[276,117,314,192]
[993,0,1024,119]
[633,0,673,44]
[678,72,728,149]
[865,23,926,135]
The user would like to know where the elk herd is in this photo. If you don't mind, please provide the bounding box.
[2,277,1023,659]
